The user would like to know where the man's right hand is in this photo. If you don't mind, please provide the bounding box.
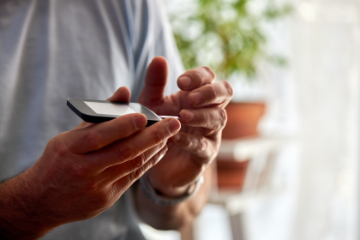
[0,88,181,239]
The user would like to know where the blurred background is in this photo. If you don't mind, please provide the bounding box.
[141,0,360,239]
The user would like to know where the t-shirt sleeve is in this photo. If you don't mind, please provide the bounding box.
[129,0,184,101]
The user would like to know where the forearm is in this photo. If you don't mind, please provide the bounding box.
[135,165,213,230]
[0,170,51,239]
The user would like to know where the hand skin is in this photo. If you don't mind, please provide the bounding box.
[135,57,233,230]
[0,88,181,240]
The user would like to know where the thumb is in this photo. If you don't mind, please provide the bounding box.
[139,56,168,106]
[75,86,131,130]
[107,86,131,102]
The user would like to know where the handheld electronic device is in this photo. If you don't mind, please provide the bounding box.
[67,98,177,126]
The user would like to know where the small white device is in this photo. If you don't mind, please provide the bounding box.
[67,98,178,126]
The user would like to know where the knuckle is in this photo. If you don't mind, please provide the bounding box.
[184,137,192,148]
[142,148,153,161]
[139,153,147,165]
[159,141,167,149]
[197,137,207,152]
[219,108,228,128]
[192,70,204,83]
[95,191,111,206]
[201,113,210,129]
[209,85,218,100]
[223,81,234,97]
[130,168,145,182]
[129,172,136,183]
[147,159,158,170]
[202,110,219,130]
[150,157,159,167]
[84,180,100,193]
[204,111,215,129]
[131,155,145,170]
[72,163,90,178]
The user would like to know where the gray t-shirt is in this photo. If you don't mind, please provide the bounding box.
[0,0,183,239]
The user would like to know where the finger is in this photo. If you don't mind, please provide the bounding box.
[97,143,168,186]
[138,57,168,105]
[107,86,131,102]
[171,132,217,162]
[75,121,96,130]
[63,113,147,154]
[87,118,180,169]
[111,147,168,195]
[177,66,216,91]
[188,80,233,107]
[179,108,227,131]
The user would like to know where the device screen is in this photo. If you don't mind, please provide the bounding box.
[84,101,136,116]
[67,98,164,125]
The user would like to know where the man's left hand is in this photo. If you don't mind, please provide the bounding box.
[138,56,233,197]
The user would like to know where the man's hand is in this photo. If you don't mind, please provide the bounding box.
[0,87,181,239]
[138,57,233,197]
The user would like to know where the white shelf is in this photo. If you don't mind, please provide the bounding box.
[217,137,289,161]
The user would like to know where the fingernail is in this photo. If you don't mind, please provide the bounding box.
[179,76,191,88]
[167,119,180,134]
[134,115,146,129]
[190,92,203,106]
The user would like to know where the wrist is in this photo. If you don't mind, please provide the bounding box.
[146,174,199,198]
[140,174,204,206]
[0,169,52,239]
[152,182,194,198]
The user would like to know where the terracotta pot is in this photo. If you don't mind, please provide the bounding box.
[216,158,249,190]
[222,101,266,139]
[216,101,265,190]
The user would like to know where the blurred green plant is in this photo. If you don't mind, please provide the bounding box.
[168,0,292,80]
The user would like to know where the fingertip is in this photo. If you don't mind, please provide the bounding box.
[134,113,147,129]
[177,76,192,90]
[140,57,168,104]
[179,110,195,123]
[152,56,167,63]
[149,56,168,71]
[120,86,131,92]
[108,86,131,102]
[167,118,181,134]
